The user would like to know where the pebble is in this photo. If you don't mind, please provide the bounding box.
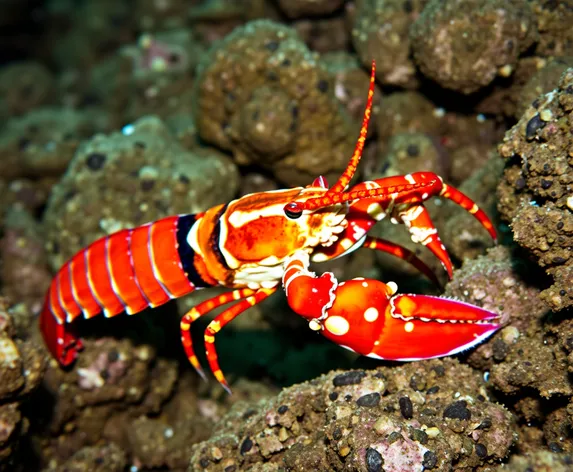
[399,396,413,419]
[422,450,438,469]
[240,438,253,455]
[443,400,471,420]
[365,447,384,472]
[356,392,381,407]
[332,370,366,386]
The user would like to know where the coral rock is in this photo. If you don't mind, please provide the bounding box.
[411,0,537,94]
[497,67,573,311]
[194,20,358,186]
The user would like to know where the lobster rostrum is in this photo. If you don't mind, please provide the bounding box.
[40,62,500,393]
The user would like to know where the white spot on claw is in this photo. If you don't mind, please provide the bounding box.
[324,316,350,336]
[363,307,379,322]
[404,321,415,333]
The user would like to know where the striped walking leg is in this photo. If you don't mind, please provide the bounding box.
[204,288,276,393]
[363,236,441,287]
[180,288,258,381]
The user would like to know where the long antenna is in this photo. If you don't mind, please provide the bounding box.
[327,60,376,194]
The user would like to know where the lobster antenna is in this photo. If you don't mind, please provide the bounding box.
[327,60,376,194]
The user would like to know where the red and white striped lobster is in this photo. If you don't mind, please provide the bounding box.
[40,62,500,393]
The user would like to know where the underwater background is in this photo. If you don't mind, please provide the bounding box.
[0,0,572,470]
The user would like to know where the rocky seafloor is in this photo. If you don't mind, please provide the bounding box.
[0,0,572,471]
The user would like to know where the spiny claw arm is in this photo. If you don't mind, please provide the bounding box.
[325,173,497,279]
[344,173,497,241]
[283,252,338,322]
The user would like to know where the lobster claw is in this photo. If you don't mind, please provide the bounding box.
[283,253,501,361]
[367,292,500,360]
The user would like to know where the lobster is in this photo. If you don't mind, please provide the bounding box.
[40,62,501,393]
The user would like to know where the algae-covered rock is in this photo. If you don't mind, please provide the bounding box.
[41,442,127,472]
[276,0,344,19]
[410,0,537,94]
[0,107,108,179]
[0,61,55,119]
[352,0,428,88]
[445,245,573,453]
[497,67,573,311]
[497,450,573,472]
[379,132,447,178]
[194,20,358,186]
[0,207,52,320]
[0,299,45,470]
[515,57,573,120]
[320,52,380,125]
[531,0,573,57]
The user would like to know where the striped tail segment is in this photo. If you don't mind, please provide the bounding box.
[40,214,211,366]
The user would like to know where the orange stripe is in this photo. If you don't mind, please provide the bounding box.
[57,262,82,322]
[107,230,150,315]
[131,224,170,307]
[86,238,125,317]
[150,217,194,298]
[70,250,101,318]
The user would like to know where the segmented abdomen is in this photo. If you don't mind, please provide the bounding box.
[47,214,206,324]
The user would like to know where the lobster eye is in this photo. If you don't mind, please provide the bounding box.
[284,202,303,219]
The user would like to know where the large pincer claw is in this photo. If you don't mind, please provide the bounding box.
[283,251,501,361]
[372,293,501,360]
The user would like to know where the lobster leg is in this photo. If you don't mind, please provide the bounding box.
[203,288,275,393]
[395,204,453,278]
[440,182,497,242]
[310,197,441,285]
[180,287,276,392]
[310,172,496,280]
[283,252,500,361]
[180,288,258,380]
[362,237,441,287]
[352,173,497,240]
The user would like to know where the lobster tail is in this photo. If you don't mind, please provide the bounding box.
[39,295,82,366]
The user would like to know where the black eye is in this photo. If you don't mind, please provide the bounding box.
[284,202,303,219]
